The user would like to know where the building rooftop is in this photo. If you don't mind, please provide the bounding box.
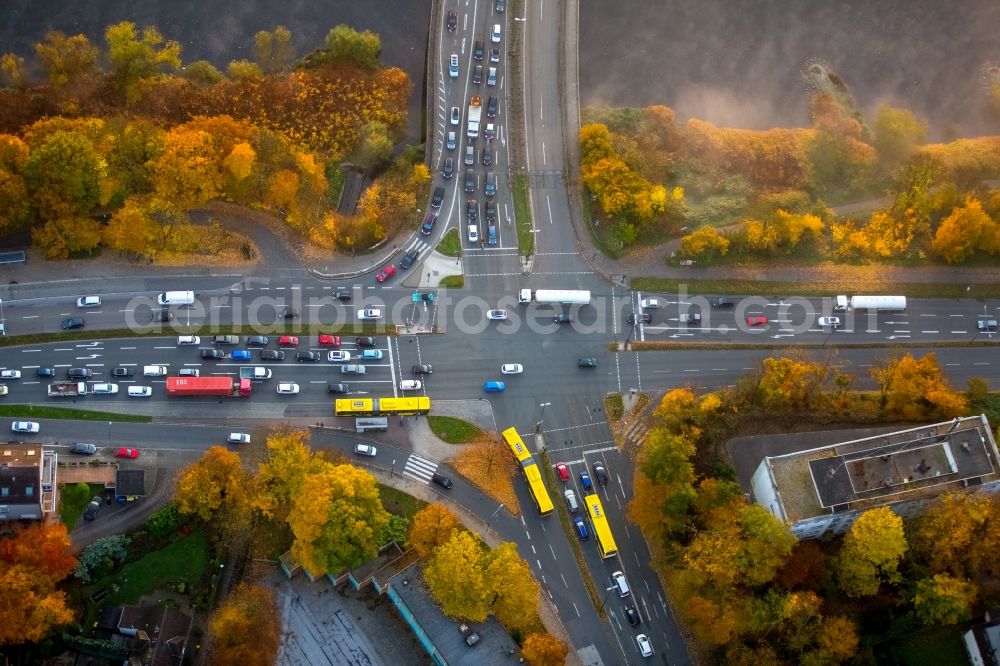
[115,469,146,496]
[0,443,42,520]
[762,416,998,523]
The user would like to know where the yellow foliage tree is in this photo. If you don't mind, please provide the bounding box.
[835,507,908,598]
[408,503,462,558]
[103,196,155,256]
[223,142,256,182]
[209,584,281,666]
[931,198,1000,264]
[680,226,730,262]
[254,429,325,519]
[914,573,977,626]
[522,632,568,666]
[484,542,541,630]
[424,530,490,621]
[870,352,968,420]
[174,446,254,537]
[911,491,996,578]
[682,595,739,646]
[152,127,222,212]
[754,356,829,411]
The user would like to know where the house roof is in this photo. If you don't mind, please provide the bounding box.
[0,444,42,519]
[115,469,146,496]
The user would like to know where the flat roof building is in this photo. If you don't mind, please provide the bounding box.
[749,415,1000,539]
[0,443,57,520]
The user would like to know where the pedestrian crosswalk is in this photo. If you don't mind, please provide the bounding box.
[404,237,429,256]
[403,453,438,483]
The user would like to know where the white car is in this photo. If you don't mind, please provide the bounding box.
[468,224,479,243]
[0,370,20,379]
[358,309,382,320]
[276,382,300,395]
[11,421,39,433]
[227,433,251,444]
[354,443,377,457]
[177,335,200,345]
[328,350,352,362]
[491,23,502,43]
[449,53,459,78]
[399,380,423,391]
[91,383,119,395]
[450,106,460,125]
[636,634,653,658]
[640,298,660,309]
[818,316,842,328]
[77,296,102,308]
[127,386,153,397]
[487,309,508,320]
[501,363,523,375]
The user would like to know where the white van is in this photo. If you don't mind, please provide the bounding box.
[77,296,102,308]
[143,365,168,377]
[612,571,631,597]
[91,382,119,395]
[564,489,578,513]
[157,290,195,306]
[128,386,152,397]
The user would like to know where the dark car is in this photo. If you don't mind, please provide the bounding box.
[496,0,505,13]
[260,349,285,361]
[327,382,350,394]
[481,148,492,166]
[446,10,457,31]
[84,495,102,521]
[151,310,173,322]
[68,367,93,379]
[487,95,498,118]
[247,335,269,347]
[400,249,419,270]
[554,314,574,324]
[464,171,475,193]
[627,313,652,325]
[356,337,378,347]
[61,317,85,329]
[443,157,454,179]
[334,289,352,301]
[200,349,225,360]
[473,64,483,85]
[413,364,433,375]
[578,357,598,368]
[474,40,484,61]
[111,366,135,376]
[421,214,437,235]
[69,442,97,455]
[710,296,735,308]
[467,198,478,221]
[593,463,609,486]
[296,351,319,362]
[35,367,56,378]
[432,473,454,489]
[625,604,642,627]
[279,306,298,319]
[431,186,445,209]
[485,200,497,221]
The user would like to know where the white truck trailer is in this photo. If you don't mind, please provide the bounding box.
[518,289,591,305]
[834,295,907,311]
[467,96,482,138]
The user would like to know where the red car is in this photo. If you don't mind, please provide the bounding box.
[376,265,397,283]
[318,334,341,347]
[115,447,139,459]
[278,335,299,347]
[746,315,768,327]
[555,462,569,482]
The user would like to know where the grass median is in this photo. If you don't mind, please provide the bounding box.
[0,404,151,422]
[513,173,534,255]
[428,415,483,444]
[437,228,461,257]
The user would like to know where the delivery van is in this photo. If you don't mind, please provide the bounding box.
[157,290,195,306]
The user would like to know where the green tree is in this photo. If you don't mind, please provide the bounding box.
[227,59,263,81]
[104,21,182,104]
[322,25,382,71]
[424,530,489,621]
[182,60,224,86]
[914,574,976,626]
[872,105,927,170]
[738,504,797,587]
[835,507,907,597]
[253,26,294,75]
[355,121,394,167]
[640,427,696,487]
[23,129,100,220]
[34,31,99,88]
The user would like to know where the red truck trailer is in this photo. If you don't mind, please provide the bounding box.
[166,376,252,397]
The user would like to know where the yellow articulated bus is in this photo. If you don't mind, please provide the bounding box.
[335,397,431,417]
[501,427,554,516]
[584,493,618,558]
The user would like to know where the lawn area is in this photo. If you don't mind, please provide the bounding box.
[878,627,967,666]
[92,530,211,610]
[512,174,534,255]
[60,482,102,530]
[437,228,461,257]
[379,484,428,519]
[440,275,464,288]
[429,415,484,444]
[0,404,151,422]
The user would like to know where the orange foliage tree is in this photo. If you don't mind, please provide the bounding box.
[209,584,280,666]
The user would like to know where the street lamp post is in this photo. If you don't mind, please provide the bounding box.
[598,585,617,612]
[535,402,551,432]
[486,502,505,532]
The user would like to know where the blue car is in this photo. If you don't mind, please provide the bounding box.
[231,350,252,361]
[579,472,593,492]
[573,516,589,540]
[483,381,506,393]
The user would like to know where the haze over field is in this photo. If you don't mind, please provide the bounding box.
[581,0,1000,138]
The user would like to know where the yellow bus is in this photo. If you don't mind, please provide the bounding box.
[584,493,618,558]
[502,427,554,516]
[334,397,431,417]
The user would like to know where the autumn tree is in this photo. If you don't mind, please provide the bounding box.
[742,209,824,254]
[640,428,696,488]
[174,446,254,536]
[910,491,998,580]
[355,121,394,167]
[807,93,876,200]
[408,503,462,557]
[102,117,166,204]
[0,134,32,233]
[102,196,156,257]
[209,584,281,666]
[287,463,390,574]
[835,507,907,597]
[32,216,103,259]
[23,129,100,220]
[321,25,382,71]
[0,53,27,89]
[776,540,829,591]
[522,632,568,666]
[484,542,541,630]
[424,530,490,621]
[870,352,968,419]
[227,59,263,81]
[182,60,224,87]
[253,26,294,75]
[872,105,927,171]
[105,21,182,104]
[152,125,223,213]
[751,356,830,411]
[34,31,100,88]
[914,573,976,626]
[682,594,739,645]
[0,523,76,645]
[679,226,730,263]
[931,197,1000,263]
